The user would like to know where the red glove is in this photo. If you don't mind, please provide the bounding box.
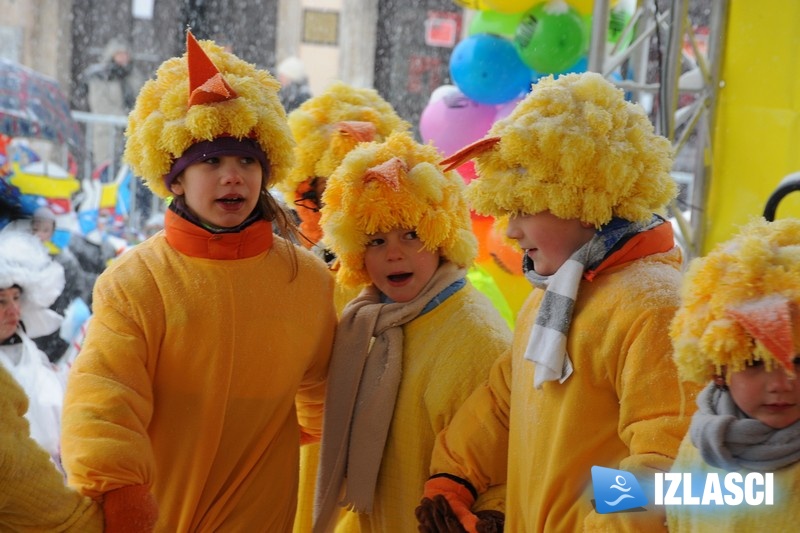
[417,475,479,533]
[102,484,158,533]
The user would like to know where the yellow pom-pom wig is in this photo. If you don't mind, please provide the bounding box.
[279,81,411,198]
[670,218,800,384]
[320,132,477,288]
[447,72,675,227]
[123,32,294,199]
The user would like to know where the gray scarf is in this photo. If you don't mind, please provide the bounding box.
[690,382,800,471]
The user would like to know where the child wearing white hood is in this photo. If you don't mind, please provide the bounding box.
[0,229,66,465]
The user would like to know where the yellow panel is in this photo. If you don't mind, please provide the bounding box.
[9,165,80,199]
[100,183,119,209]
[706,0,800,253]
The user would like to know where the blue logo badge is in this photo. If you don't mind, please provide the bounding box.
[591,466,648,514]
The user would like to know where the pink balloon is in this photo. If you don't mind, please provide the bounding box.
[494,96,524,122]
[419,87,498,157]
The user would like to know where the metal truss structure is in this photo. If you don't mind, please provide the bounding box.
[587,0,729,261]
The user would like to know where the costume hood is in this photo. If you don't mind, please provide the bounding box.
[320,132,477,288]
[0,230,65,338]
[124,31,294,199]
[670,218,800,383]
[279,81,410,198]
[442,72,676,228]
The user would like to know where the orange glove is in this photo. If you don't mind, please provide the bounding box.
[102,484,158,533]
[418,475,479,533]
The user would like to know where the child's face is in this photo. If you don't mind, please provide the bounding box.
[363,228,441,303]
[506,211,596,276]
[171,155,263,228]
[0,286,22,342]
[728,358,800,429]
[31,218,55,243]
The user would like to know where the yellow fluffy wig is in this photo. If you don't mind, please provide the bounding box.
[461,72,676,227]
[320,132,477,288]
[670,218,800,384]
[123,34,294,199]
[279,81,410,198]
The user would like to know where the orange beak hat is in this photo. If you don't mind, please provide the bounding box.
[670,218,800,383]
[124,31,294,199]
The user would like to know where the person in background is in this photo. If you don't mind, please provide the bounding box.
[314,131,510,532]
[277,56,313,113]
[0,364,103,531]
[0,230,66,467]
[416,72,699,532]
[60,32,336,532]
[81,37,143,169]
[28,206,96,363]
[668,217,800,532]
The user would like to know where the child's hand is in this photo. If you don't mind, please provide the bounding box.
[474,509,505,532]
[416,495,469,532]
[415,496,505,533]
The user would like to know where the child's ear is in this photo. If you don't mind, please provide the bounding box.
[170,178,184,196]
[580,221,595,229]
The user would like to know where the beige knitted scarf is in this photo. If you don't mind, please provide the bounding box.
[313,261,466,532]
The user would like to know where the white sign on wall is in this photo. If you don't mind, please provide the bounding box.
[0,25,23,62]
[132,0,154,20]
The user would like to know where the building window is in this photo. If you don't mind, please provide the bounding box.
[302,10,339,46]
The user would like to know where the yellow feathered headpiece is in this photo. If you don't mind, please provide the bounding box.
[124,31,294,199]
[320,132,477,288]
[670,218,800,384]
[442,72,675,227]
[279,81,410,198]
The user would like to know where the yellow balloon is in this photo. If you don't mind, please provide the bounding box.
[568,0,620,16]
[453,0,491,10]
[484,0,538,14]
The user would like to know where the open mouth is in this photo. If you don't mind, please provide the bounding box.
[216,195,246,210]
[387,273,412,283]
[217,196,244,204]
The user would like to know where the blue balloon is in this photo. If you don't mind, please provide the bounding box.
[557,55,588,76]
[449,33,533,105]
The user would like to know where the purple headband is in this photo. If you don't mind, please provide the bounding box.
[163,137,270,190]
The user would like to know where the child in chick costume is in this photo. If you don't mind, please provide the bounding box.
[280,81,412,533]
[668,217,800,532]
[278,80,410,268]
[415,72,699,532]
[59,33,336,532]
[313,132,511,532]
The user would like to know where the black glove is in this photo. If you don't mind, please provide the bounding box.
[475,509,505,533]
[416,495,468,533]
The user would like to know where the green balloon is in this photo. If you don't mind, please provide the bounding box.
[514,3,587,74]
[608,8,633,48]
[469,9,524,38]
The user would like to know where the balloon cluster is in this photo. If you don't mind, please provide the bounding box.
[420,0,634,158]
